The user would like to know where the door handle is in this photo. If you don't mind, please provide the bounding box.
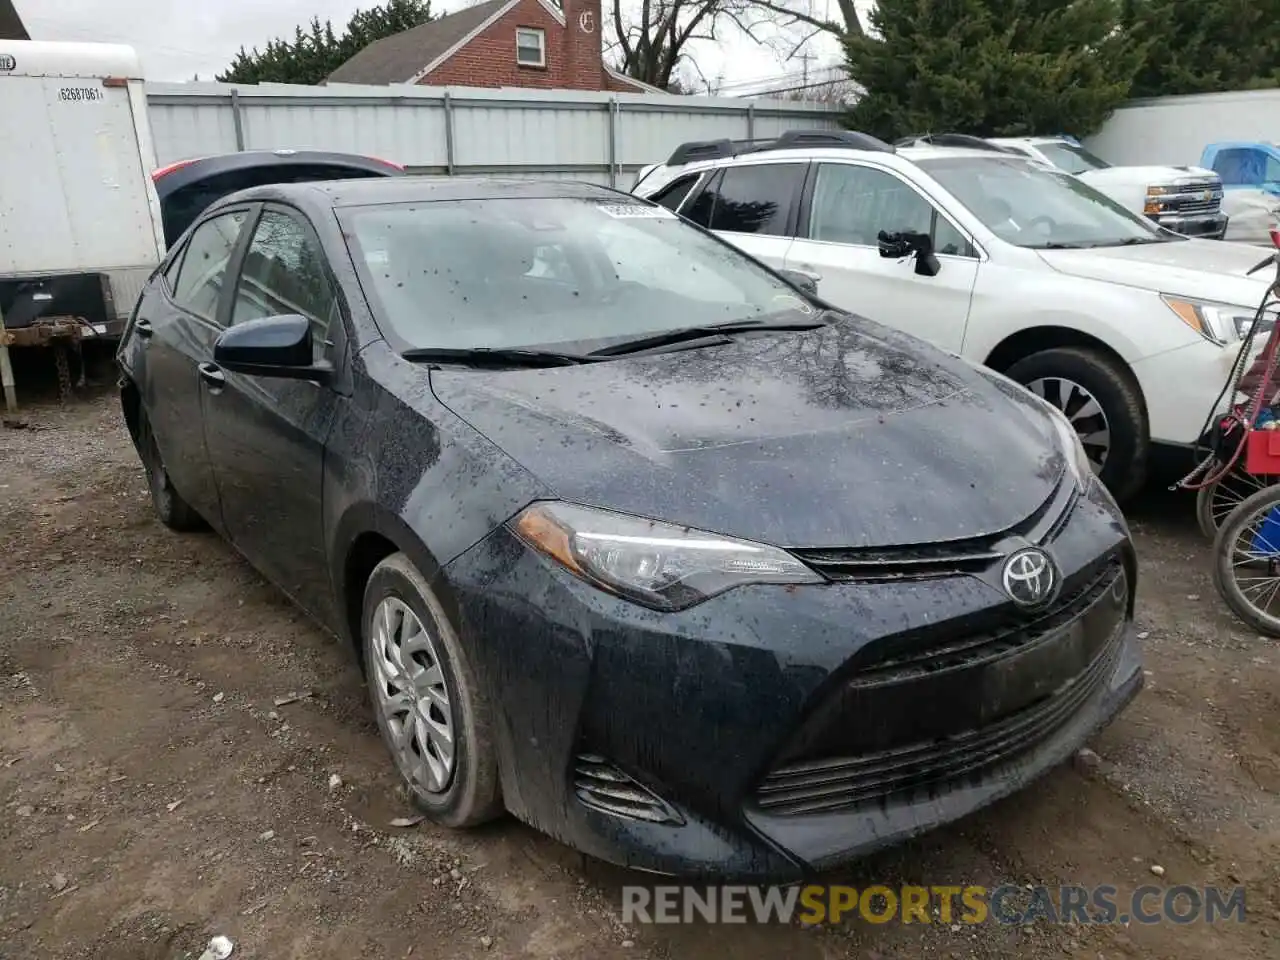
[197,362,226,388]
[134,317,153,338]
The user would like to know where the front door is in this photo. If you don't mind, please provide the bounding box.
[785,161,979,354]
[137,209,252,528]
[200,205,346,622]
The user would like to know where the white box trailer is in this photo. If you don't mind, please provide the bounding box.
[0,39,165,410]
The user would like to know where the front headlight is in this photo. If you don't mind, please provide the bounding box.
[511,501,822,611]
[1162,295,1273,345]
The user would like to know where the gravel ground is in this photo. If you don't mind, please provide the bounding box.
[0,353,1277,959]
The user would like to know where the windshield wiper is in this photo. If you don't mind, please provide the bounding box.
[1115,236,1170,245]
[586,317,826,358]
[1032,241,1098,250]
[401,346,585,368]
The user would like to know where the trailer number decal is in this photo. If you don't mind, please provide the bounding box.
[0,55,15,72]
[58,87,105,102]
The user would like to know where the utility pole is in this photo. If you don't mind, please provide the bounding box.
[798,50,815,86]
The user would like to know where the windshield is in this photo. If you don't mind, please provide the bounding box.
[1037,141,1110,174]
[341,197,813,352]
[917,156,1175,249]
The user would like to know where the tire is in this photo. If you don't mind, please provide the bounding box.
[1195,466,1278,539]
[362,552,502,828]
[1211,483,1280,635]
[1005,347,1148,503]
[138,412,204,531]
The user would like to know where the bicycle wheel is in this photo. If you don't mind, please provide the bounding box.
[1196,465,1277,539]
[1211,483,1280,636]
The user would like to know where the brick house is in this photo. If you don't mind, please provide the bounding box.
[327,0,659,93]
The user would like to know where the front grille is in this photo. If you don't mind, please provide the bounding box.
[852,556,1121,683]
[755,623,1122,816]
[792,482,1078,583]
[1162,181,1223,215]
[573,754,685,825]
[1168,196,1222,214]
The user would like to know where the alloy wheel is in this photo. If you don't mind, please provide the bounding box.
[1025,376,1111,472]
[370,596,456,794]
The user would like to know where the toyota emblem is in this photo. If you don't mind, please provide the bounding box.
[1001,547,1059,609]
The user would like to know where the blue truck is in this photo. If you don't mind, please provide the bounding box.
[1201,142,1280,245]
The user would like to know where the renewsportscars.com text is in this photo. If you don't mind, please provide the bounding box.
[621,884,1247,926]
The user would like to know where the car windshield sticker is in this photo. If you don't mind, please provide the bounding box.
[596,203,676,219]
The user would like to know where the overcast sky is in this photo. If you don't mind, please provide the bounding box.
[16,0,870,93]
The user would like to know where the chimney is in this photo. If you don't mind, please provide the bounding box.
[561,0,603,88]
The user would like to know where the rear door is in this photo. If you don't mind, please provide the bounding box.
[784,161,979,353]
[680,161,806,270]
[136,207,255,528]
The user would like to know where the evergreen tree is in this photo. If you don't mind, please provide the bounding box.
[217,0,434,85]
[845,0,1144,140]
[1124,0,1280,97]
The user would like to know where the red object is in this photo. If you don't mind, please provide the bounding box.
[1270,224,1280,250]
[151,158,199,181]
[1245,429,1280,474]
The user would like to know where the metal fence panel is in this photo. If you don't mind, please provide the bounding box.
[145,81,842,184]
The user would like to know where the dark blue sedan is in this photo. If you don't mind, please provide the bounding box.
[116,176,1143,879]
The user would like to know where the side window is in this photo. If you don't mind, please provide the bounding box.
[806,163,972,257]
[651,174,702,213]
[161,242,187,292]
[682,171,718,227]
[170,211,248,321]
[231,209,340,359]
[705,163,804,236]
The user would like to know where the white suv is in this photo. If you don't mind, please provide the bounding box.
[631,130,1271,501]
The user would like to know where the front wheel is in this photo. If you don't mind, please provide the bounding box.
[1005,347,1148,503]
[1211,484,1280,636]
[362,553,503,827]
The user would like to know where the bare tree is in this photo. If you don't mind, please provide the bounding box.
[610,0,777,90]
[735,0,868,68]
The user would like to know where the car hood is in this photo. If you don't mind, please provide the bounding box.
[1078,164,1218,186]
[1037,238,1271,306]
[430,320,1067,549]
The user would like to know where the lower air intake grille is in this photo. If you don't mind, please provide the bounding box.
[574,754,685,825]
[754,630,1122,817]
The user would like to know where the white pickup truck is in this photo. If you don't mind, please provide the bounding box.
[984,135,1229,240]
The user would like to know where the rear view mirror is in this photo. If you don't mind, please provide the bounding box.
[877,230,942,278]
[213,314,331,382]
[778,269,819,296]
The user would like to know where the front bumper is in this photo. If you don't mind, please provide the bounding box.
[1134,335,1264,448]
[1150,210,1229,240]
[443,483,1142,880]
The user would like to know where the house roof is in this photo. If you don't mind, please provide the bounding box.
[327,0,510,85]
[327,0,660,93]
[0,0,30,40]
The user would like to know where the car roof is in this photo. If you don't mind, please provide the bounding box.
[654,143,1004,174]
[231,176,629,209]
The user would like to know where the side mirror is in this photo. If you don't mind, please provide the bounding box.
[213,314,331,382]
[778,269,819,296]
[877,230,942,277]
